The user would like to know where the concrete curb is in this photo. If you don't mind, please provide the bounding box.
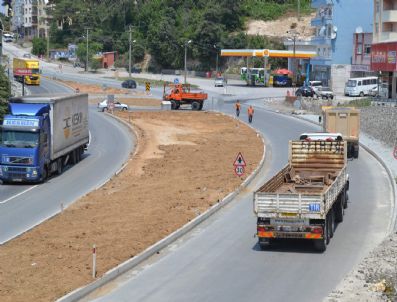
[56,114,267,302]
[290,113,397,234]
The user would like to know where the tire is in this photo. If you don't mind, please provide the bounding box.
[359,91,364,97]
[175,101,181,110]
[344,191,349,209]
[354,148,359,159]
[199,102,203,110]
[191,101,200,111]
[57,158,63,175]
[122,107,128,111]
[313,221,328,252]
[329,211,335,238]
[335,194,344,223]
[40,166,48,183]
[170,100,177,110]
[102,107,108,112]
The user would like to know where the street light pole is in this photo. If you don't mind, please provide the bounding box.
[214,44,218,74]
[184,40,192,84]
[128,25,132,78]
[293,35,296,86]
[85,28,89,72]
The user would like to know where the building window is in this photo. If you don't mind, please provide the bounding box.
[376,0,380,13]
[365,45,371,54]
[356,44,363,54]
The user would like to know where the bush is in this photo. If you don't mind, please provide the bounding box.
[32,37,47,56]
[0,66,11,121]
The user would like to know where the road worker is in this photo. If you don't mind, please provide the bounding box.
[248,105,254,123]
[235,100,241,117]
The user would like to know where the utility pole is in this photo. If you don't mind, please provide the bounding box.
[214,44,218,74]
[85,28,90,72]
[297,0,301,21]
[46,30,50,61]
[184,40,192,84]
[128,25,132,78]
[0,19,3,66]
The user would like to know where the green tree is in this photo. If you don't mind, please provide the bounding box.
[32,37,47,56]
[90,58,101,71]
[0,66,10,121]
[76,41,102,70]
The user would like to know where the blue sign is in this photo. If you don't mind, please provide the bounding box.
[174,78,179,84]
[3,118,39,127]
[309,203,321,212]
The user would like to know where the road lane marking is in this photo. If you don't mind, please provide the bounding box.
[0,185,38,205]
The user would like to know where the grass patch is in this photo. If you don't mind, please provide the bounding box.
[342,98,372,108]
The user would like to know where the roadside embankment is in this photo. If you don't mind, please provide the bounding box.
[0,110,263,302]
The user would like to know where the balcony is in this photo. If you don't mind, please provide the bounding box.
[311,36,332,45]
[311,15,332,27]
[382,10,397,23]
[380,31,397,42]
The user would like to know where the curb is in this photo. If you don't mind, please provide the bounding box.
[56,113,267,302]
[290,114,397,234]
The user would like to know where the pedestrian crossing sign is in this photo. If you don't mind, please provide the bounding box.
[233,152,246,166]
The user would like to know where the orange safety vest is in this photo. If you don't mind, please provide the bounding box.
[248,107,254,116]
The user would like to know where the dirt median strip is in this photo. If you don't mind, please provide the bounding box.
[0,111,264,302]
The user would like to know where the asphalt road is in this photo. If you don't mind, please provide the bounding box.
[78,103,391,302]
[0,76,134,244]
[3,44,392,301]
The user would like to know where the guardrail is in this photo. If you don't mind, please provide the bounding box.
[371,97,397,107]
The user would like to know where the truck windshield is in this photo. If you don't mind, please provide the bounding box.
[0,130,39,148]
[31,68,40,74]
[346,80,357,87]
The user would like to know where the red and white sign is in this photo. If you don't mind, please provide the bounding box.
[234,165,245,177]
[393,146,397,160]
[233,152,246,177]
[233,152,246,166]
[14,68,33,76]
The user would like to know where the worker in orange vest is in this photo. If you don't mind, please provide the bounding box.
[248,105,254,123]
[235,100,241,117]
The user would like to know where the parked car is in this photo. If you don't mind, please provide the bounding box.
[308,80,322,94]
[3,34,13,42]
[121,79,137,89]
[214,77,226,87]
[273,75,292,87]
[295,86,315,97]
[97,99,129,112]
[316,87,334,99]
[23,53,31,58]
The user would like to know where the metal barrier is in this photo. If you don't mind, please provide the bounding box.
[371,97,397,107]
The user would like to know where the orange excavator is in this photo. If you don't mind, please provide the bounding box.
[163,83,208,110]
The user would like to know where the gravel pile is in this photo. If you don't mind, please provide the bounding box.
[360,106,397,148]
[325,233,397,302]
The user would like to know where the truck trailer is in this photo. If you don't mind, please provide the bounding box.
[0,94,89,183]
[254,138,349,252]
[322,107,360,158]
[13,57,41,85]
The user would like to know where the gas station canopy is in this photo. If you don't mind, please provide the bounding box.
[221,49,316,59]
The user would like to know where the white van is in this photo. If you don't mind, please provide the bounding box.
[3,33,13,42]
[308,80,322,94]
[344,77,378,97]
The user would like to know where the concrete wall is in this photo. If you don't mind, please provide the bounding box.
[330,64,351,94]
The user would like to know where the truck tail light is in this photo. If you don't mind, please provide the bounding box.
[311,227,323,234]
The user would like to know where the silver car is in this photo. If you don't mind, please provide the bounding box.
[97,99,128,112]
[214,77,225,87]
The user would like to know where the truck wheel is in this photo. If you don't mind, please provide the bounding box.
[57,158,63,175]
[199,102,204,110]
[328,211,335,238]
[334,194,344,223]
[170,100,177,110]
[175,101,181,110]
[354,148,359,159]
[344,191,349,209]
[191,101,200,111]
[313,222,328,252]
[40,167,48,183]
[359,91,364,97]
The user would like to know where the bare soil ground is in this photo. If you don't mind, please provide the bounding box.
[246,13,316,39]
[89,96,161,107]
[0,111,263,302]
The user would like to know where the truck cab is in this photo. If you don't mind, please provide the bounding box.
[0,103,50,182]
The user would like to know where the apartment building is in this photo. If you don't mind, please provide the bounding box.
[371,0,397,98]
[310,0,373,93]
[11,0,49,39]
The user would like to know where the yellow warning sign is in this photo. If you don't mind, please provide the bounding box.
[145,82,151,92]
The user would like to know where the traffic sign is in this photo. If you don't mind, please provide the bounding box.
[145,82,151,92]
[174,78,179,84]
[233,152,246,166]
[263,49,270,57]
[234,165,245,177]
[14,68,32,76]
[394,146,397,159]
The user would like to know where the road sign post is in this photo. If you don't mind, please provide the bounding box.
[233,152,246,177]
